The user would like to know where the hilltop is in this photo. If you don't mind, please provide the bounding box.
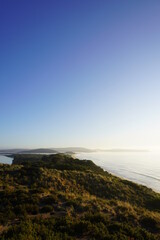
[0,154,160,239]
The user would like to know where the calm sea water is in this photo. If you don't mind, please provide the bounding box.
[0,155,13,164]
[76,151,160,193]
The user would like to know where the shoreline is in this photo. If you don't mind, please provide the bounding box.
[0,152,159,194]
[75,152,160,194]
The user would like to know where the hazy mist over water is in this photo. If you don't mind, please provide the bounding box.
[76,151,160,192]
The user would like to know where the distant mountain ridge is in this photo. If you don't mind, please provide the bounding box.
[19,148,58,154]
[0,147,95,155]
[52,147,94,153]
[0,147,149,155]
[97,148,149,152]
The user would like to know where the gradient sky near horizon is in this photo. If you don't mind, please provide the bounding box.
[1,0,160,149]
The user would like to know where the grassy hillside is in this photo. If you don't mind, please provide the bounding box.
[0,154,160,239]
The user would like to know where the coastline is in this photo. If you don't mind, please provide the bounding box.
[75,152,160,193]
[0,153,160,239]
[0,152,159,194]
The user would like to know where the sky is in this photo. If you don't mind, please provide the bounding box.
[1,0,160,149]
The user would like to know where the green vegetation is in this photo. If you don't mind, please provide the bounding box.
[0,154,160,239]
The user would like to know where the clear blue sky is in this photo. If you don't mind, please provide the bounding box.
[1,0,160,149]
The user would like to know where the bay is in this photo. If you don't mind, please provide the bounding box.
[0,155,13,164]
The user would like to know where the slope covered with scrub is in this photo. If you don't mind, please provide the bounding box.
[0,154,160,240]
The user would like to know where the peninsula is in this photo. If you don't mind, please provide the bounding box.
[0,154,160,239]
